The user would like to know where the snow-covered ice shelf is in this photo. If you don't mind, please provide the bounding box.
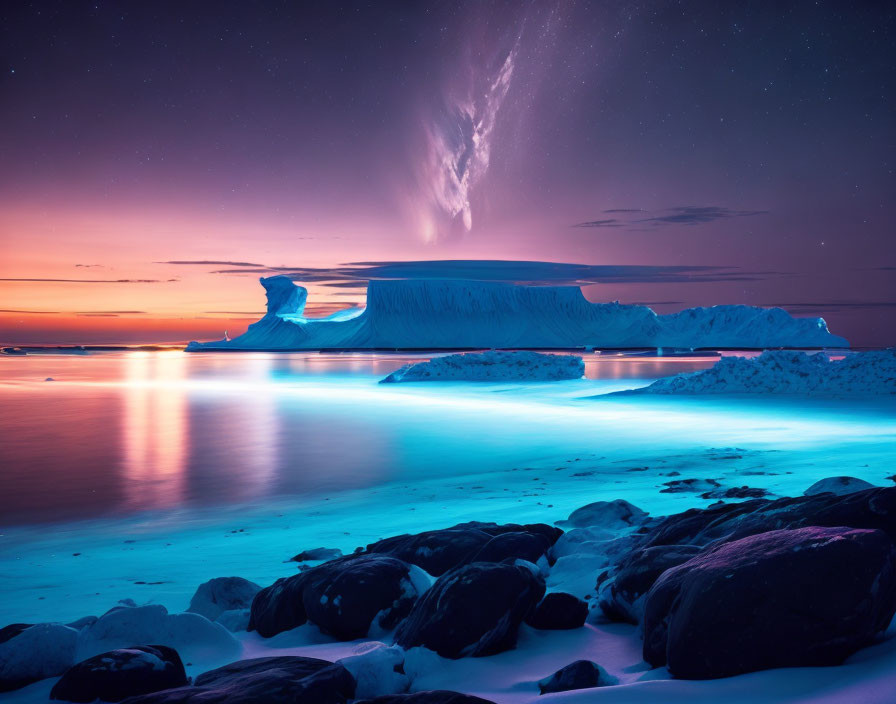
[380,351,585,383]
[186,276,849,351]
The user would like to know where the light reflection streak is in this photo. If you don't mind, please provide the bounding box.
[123,351,187,509]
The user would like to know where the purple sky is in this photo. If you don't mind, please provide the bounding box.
[1,1,894,345]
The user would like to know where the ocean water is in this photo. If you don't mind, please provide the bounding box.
[0,350,719,526]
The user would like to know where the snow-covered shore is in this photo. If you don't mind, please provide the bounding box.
[6,477,896,703]
[630,350,896,395]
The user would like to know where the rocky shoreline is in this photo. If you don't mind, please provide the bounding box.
[4,480,896,702]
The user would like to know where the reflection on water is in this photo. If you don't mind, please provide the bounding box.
[0,350,721,526]
[124,352,187,509]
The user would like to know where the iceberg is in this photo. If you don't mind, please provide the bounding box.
[628,350,896,395]
[380,350,585,383]
[186,276,849,351]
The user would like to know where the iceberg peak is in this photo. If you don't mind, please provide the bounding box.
[261,275,307,316]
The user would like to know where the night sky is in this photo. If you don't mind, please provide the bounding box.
[1,1,893,345]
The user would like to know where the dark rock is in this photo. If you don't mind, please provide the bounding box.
[642,487,896,549]
[395,562,545,658]
[598,544,702,624]
[453,521,563,545]
[804,476,875,496]
[0,623,31,645]
[302,554,420,639]
[700,486,769,500]
[357,693,495,704]
[537,660,616,694]
[249,571,311,638]
[364,522,561,577]
[250,554,421,640]
[188,577,261,622]
[291,547,343,563]
[472,532,550,565]
[364,528,492,576]
[50,646,187,703]
[120,655,355,703]
[660,478,720,494]
[643,526,896,679]
[525,592,588,630]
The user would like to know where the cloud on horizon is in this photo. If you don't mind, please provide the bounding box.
[159,260,265,267]
[205,259,777,287]
[0,278,177,283]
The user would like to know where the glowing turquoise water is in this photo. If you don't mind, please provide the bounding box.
[0,350,720,526]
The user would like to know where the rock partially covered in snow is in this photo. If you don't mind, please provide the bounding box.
[187,576,261,622]
[120,655,356,703]
[250,554,426,640]
[598,544,702,624]
[75,604,240,665]
[537,660,617,694]
[557,499,647,529]
[365,528,491,577]
[643,526,896,679]
[642,486,896,549]
[0,623,78,692]
[457,521,563,546]
[364,522,561,577]
[631,350,896,395]
[290,547,343,563]
[357,693,496,704]
[49,645,187,703]
[524,592,588,630]
[471,531,551,565]
[303,555,424,640]
[394,562,545,658]
[380,351,584,383]
[805,476,876,496]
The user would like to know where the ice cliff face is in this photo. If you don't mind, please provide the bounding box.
[186,276,848,351]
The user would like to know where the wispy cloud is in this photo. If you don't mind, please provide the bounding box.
[0,309,147,316]
[574,206,767,230]
[0,309,59,314]
[158,260,264,267]
[0,278,176,283]
[572,219,623,228]
[639,206,768,226]
[416,41,519,241]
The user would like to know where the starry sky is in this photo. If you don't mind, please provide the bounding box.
[1,1,893,345]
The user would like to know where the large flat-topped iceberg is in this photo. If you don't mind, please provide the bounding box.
[186,276,848,351]
[629,350,896,395]
[380,351,585,383]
